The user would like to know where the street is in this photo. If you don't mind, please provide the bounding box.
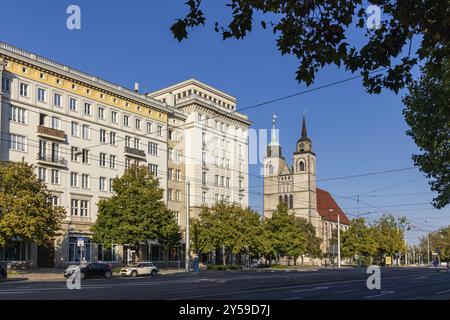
[0,267,449,300]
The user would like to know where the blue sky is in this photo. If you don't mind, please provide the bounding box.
[1,1,447,244]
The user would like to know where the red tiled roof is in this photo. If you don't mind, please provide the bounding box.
[317,188,350,225]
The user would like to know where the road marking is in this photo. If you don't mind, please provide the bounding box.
[333,289,358,294]
[292,286,329,293]
[363,291,395,299]
[436,289,450,295]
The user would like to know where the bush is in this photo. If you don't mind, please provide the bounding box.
[207,264,239,271]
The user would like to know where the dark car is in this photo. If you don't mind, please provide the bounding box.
[64,263,112,279]
[0,265,7,280]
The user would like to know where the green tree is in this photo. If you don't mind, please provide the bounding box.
[371,215,406,264]
[92,165,180,260]
[0,161,65,247]
[171,0,448,93]
[403,59,450,209]
[419,226,450,262]
[341,218,377,265]
[191,202,262,265]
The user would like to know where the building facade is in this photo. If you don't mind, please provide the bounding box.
[263,115,350,263]
[0,43,252,268]
[148,80,251,219]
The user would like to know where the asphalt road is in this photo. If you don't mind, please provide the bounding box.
[0,267,449,300]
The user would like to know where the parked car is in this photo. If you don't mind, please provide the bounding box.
[0,265,7,280]
[64,263,112,279]
[120,262,159,277]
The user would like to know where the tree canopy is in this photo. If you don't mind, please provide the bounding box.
[171,0,449,93]
[92,165,180,256]
[0,161,65,246]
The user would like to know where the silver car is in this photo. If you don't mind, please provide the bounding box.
[120,262,159,277]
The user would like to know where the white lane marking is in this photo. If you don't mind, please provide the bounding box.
[292,286,329,293]
[436,289,450,295]
[364,291,395,299]
[333,289,358,294]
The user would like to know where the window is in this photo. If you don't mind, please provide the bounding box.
[126,136,132,148]
[111,111,118,123]
[202,172,207,185]
[149,164,158,176]
[215,175,219,186]
[80,200,89,217]
[135,118,142,130]
[19,83,29,97]
[69,98,77,111]
[148,142,158,156]
[99,153,107,167]
[133,138,140,150]
[215,194,219,203]
[220,176,224,186]
[299,161,305,172]
[37,88,46,102]
[168,189,173,201]
[54,93,62,107]
[9,106,27,124]
[176,170,181,181]
[71,122,80,137]
[239,179,243,190]
[168,169,173,180]
[51,117,60,130]
[51,169,60,184]
[289,195,293,209]
[82,125,90,140]
[98,106,105,120]
[99,177,106,191]
[71,147,80,161]
[226,177,230,188]
[146,122,153,133]
[176,190,181,202]
[1,77,10,92]
[82,174,89,189]
[125,158,131,170]
[100,129,107,143]
[70,172,78,187]
[38,167,46,182]
[84,103,92,115]
[82,149,89,164]
[123,115,130,127]
[202,192,207,204]
[157,125,163,136]
[110,132,117,145]
[109,178,114,192]
[9,134,26,152]
[110,155,116,169]
[71,199,79,216]
[50,195,59,207]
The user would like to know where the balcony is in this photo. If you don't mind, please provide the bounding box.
[124,147,147,161]
[36,153,67,168]
[36,126,66,142]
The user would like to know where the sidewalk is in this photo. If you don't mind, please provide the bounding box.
[3,268,186,282]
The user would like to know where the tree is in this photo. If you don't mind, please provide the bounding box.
[191,202,262,265]
[371,215,406,264]
[419,226,450,262]
[403,59,450,209]
[341,218,377,265]
[171,0,449,93]
[92,165,180,260]
[263,203,320,265]
[0,161,65,247]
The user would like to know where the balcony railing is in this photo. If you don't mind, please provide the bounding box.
[124,147,146,159]
[37,125,65,141]
[37,153,67,167]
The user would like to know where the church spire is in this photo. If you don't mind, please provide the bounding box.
[301,115,308,139]
[269,113,279,146]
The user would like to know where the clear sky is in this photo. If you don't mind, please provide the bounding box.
[1,1,447,244]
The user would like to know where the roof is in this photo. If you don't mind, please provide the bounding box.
[316,188,350,225]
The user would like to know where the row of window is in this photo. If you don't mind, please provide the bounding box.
[168,169,182,181]
[215,175,231,188]
[3,78,166,136]
[167,189,182,202]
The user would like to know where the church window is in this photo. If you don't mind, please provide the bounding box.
[299,161,305,172]
[268,164,273,175]
[289,195,293,209]
[284,195,288,205]
[279,195,282,203]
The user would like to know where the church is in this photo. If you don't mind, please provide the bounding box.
[263,115,350,263]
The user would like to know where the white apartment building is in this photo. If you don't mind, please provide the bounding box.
[0,43,170,267]
[148,79,251,218]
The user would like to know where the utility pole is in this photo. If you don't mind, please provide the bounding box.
[185,181,190,273]
[337,214,341,268]
[404,225,408,266]
[427,232,430,264]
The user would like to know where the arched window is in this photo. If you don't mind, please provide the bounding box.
[289,195,293,209]
[268,164,274,175]
[299,161,305,172]
[279,195,283,203]
[284,195,288,205]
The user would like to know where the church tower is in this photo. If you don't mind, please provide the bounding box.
[292,116,319,228]
[263,115,287,219]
